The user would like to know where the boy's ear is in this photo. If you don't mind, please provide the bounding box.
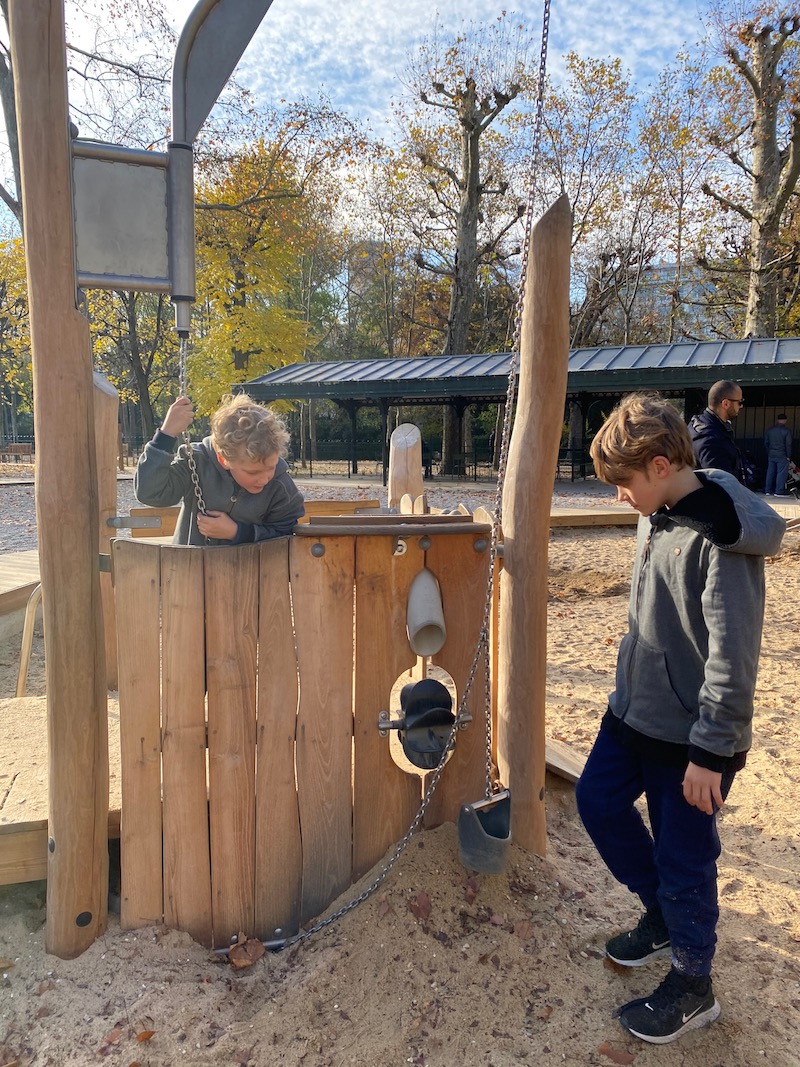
[651,455,672,478]
[216,452,229,468]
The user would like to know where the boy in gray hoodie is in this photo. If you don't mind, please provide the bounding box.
[576,393,785,1044]
[135,393,304,545]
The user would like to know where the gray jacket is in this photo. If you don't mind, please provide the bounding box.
[764,423,792,460]
[609,469,785,763]
[134,432,305,545]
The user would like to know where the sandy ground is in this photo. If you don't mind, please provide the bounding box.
[1,523,799,1066]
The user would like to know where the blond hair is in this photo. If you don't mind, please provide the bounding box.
[210,394,290,462]
[589,393,695,485]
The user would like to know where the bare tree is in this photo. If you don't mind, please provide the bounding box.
[702,11,800,337]
[397,15,537,470]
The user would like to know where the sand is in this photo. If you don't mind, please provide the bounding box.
[1,524,799,1066]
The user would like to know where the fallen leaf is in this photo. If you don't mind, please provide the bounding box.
[0,959,14,970]
[538,1005,553,1021]
[598,1040,636,1065]
[377,893,395,919]
[98,1027,125,1055]
[409,890,432,921]
[37,979,56,995]
[35,1006,51,1019]
[135,1031,156,1042]
[515,919,534,941]
[229,938,266,970]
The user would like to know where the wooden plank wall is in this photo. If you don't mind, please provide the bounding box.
[113,530,490,949]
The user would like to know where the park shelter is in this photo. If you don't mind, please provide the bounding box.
[242,337,800,477]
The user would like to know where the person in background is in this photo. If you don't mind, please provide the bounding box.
[135,393,304,545]
[688,380,745,482]
[578,392,785,1045]
[763,413,793,497]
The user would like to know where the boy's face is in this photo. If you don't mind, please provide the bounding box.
[614,459,671,516]
[218,451,280,494]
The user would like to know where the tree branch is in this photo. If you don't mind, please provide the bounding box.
[701,182,754,222]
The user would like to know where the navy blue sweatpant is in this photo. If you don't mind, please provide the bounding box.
[576,721,736,977]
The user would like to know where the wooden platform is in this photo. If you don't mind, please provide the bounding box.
[0,695,121,885]
[550,506,638,527]
[0,549,40,615]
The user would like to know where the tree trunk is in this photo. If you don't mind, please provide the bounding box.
[744,29,783,337]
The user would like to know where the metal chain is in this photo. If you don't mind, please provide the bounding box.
[261,0,553,956]
[178,334,208,520]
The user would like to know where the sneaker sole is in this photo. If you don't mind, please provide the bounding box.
[606,944,672,967]
[621,999,721,1044]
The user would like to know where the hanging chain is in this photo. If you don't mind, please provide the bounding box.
[178,334,208,519]
[254,0,553,956]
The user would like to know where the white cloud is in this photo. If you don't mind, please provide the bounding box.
[168,0,709,136]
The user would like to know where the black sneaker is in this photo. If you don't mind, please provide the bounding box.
[618,967,720,1044]
[606,908,671,966]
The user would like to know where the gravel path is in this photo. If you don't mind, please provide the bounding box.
[0,474,617,554]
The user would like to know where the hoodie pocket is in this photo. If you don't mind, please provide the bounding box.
[615,636,695,726]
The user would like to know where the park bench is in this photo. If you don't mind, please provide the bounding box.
[0,442,33,462]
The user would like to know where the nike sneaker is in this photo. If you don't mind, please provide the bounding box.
[606,907,671,966]
[618,967,720,1044]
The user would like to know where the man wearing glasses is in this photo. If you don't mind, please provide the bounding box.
[688,380,746,484]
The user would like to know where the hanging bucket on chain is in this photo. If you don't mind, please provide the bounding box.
[458,789,511,874]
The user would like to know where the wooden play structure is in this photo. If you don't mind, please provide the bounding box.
[114,521,490,949]
[6,0,569,958]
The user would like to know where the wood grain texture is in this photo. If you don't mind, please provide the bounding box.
[254,538,302,939]
[160,546,212,947]
[205,546,259,946]
[292,535,355,925]
[498,196,572,856]
[114,540,163,931]
[10,0,109,957]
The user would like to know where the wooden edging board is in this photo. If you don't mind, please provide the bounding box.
[0,811,120,887]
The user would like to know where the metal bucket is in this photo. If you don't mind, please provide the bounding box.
[458,789,511,874]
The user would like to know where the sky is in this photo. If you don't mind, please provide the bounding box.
[163,0,714,138]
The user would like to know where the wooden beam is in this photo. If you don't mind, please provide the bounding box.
[0,812,120,888]
[497,196,572,856]
[9,0,109,957]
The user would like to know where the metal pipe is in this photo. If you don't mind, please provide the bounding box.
[167,141,196,335]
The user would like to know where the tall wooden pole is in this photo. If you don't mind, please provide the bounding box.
[497,195,571,855]
[9,0,109,956]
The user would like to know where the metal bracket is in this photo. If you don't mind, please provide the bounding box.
[377,708,471,737]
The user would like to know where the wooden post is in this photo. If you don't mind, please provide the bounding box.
[94,372,119,690]
[9,0,109,956]
[497,196,571,856]
[388,423,424,508]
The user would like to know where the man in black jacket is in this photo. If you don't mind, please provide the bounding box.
[688,380,745,483]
